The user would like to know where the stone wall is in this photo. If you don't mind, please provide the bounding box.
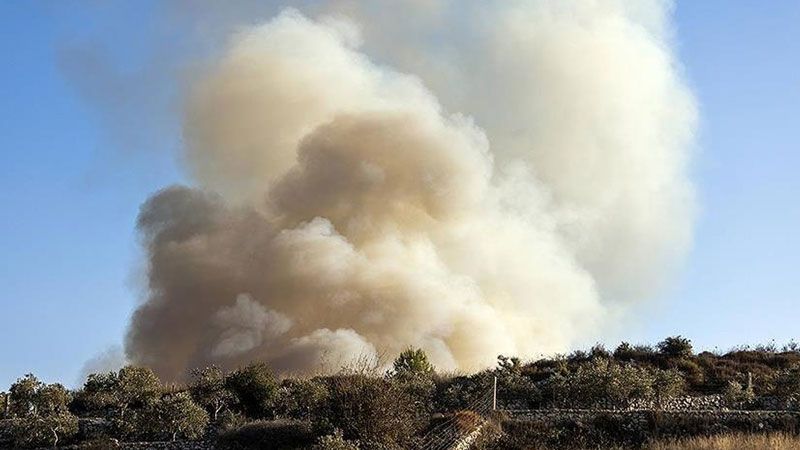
[507,408,800,429]
[502,394,727,412]
[58,441,214,450]
[627,394,724,411]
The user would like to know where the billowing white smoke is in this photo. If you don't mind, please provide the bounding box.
[127,1,696,380]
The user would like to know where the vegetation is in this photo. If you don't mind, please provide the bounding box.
[390,347,435,377]
[2,336,800,448]
[4,374,78,448]
[647,432,800,450]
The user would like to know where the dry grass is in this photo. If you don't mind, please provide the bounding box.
[647,433,800,450]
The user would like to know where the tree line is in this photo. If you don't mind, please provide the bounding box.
[2,337,800,448]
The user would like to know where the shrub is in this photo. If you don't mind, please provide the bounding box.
[496,372,540,409]
[394,372,436,417]
[773,365,800,406]
[545,359,656,408]
[321,374,421,446]
[216,409,247,433]
[217,419,315,450]
[313,429,359,450]
[273,378,330,422]
[434,372,494,412]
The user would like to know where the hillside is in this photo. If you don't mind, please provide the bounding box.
[2,337,800,449]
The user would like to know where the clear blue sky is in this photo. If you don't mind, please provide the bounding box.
[1,1,798,388]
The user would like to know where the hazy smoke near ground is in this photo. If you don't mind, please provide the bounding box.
[126,1,696,380]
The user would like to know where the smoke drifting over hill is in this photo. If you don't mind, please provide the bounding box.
[126,1,696,380]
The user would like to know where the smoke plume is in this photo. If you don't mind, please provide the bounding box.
[126,1,696,380]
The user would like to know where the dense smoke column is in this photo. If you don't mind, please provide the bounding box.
[126,1,696,381]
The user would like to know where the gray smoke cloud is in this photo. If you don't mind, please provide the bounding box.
[126,1,696,381]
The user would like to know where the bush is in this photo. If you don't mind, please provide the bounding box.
[313,429,359,450]
[217,419,315,449]
[544,359,656,408]
[773,365,800,406]
[273,378,330,422]
[321,375,422,446]
[434,372,493,412]
[216,409,247,433]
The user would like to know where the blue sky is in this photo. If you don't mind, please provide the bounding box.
[0,1,798,388]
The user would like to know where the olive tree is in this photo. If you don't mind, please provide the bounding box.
[190,366,237,421]
[7,374,78,448]
[116,366,161,413]
[546,359,655,408]
[651,368,686,407]
[225,363,278,418]
[7,373,42,417]
[143,392,209,441]
[80,371,121,412]
[0,391,7,418]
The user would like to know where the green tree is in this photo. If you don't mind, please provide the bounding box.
[7,374,78,448]
[651,368,686,407]
[657,336,693,358]
[80,371,122,412]
[391,348,434,377]
[13,412,79,449]
[0,391,7,418]
[190,366,237,421]
[76,366,162,439]
[723,379,755,407]
[546,359,655,408]
[117,366,161,414]
[8,373,43,417]
[225,363,278,418]
[143,392,209,441]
